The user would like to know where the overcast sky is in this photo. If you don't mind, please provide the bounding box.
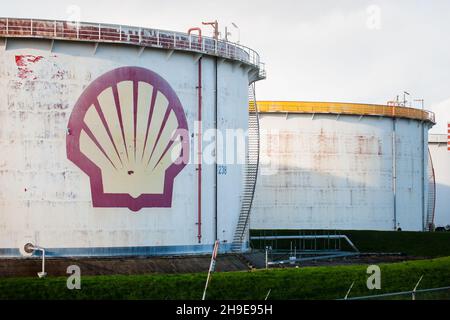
[3,0,450,132]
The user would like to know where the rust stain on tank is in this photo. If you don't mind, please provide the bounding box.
[279,132,295,154]
[15,55,44,79]
[311,130,339,171]
[318,129,338,154]
[356,135,382,155]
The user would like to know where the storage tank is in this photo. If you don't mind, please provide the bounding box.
[428,134,450,228]
[0,18,265,257]
[251,101,435,232]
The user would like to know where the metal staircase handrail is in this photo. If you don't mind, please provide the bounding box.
[231,82,260,251]
[426,147,436,231]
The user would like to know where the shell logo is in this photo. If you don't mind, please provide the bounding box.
[67,67,189,211]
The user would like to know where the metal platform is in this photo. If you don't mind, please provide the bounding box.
[250,232,360,266]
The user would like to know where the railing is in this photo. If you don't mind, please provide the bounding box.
[426,148,436,231]
[428,134,447,143]
[231,83,260,252]
[258,62,266,79]
[0,17,264,75]
[257,101,436,123]
[342,286,450,300]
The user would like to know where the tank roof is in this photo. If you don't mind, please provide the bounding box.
[0,17,265,80]
[257,101,435,124]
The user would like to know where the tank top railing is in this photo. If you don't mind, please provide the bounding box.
[0,18,264,76]
[256,101,435,123]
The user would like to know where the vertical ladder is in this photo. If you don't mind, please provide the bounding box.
[426,148,436,231]
[231,82,260,252]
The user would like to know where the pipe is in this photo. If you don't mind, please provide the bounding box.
[197,57,203,243]
[187,27,202,47]
[36,246,47,278]
[421,122,425,231]
[188,27,202,38]
[202,21,219,40]
[214,57,218,240]
[25,244,47,278]
[393,118,397,230]
[251,235,359,252]
[269,253,359,265]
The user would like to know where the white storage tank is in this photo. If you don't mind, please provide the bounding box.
[0,18,264,257]
[251,101,435,232]
[428,134,450,228]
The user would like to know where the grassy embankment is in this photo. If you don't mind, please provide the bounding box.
[1,230,450,300]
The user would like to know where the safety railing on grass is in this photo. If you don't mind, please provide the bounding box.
[343,286,450,300]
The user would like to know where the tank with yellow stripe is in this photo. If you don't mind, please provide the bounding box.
[255,101,435,124]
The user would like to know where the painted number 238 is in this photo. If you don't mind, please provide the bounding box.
[218,166,227,175]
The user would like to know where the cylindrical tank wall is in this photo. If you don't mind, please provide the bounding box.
[428,134,450,227]
[251,112,431,231]
[0,38,251,257]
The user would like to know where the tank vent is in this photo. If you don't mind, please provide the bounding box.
[231,82,260,252]
[426,148,436,231]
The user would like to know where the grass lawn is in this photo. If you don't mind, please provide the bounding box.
[1,256,449,300]
[250,230,450,258]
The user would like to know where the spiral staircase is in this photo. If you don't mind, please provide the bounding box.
[231,83,260,252]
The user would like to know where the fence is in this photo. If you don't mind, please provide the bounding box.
[343,286,450,300]
[0,17,264,77]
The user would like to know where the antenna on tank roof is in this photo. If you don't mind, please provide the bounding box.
[231,22,240,43]
[403,91,410,107]
[224,26,232,41]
